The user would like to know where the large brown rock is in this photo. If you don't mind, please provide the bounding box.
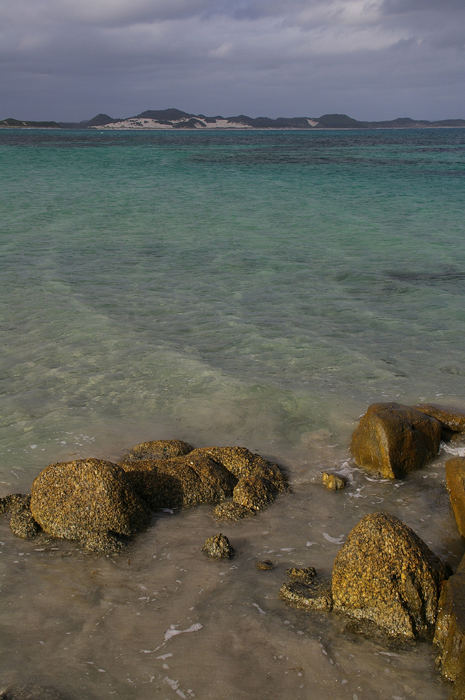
[434,553,465,695]
[415,404,465,434]
[120,453,236,509]
[331,512,446,638]
[446,458,465,538]
[30,459,151,548]
[351,402,441,478]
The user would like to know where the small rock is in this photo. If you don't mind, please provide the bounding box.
[256,560,274,570]
[280,581,333,612]
[445,458,465,538]
[9,509,40,540]
[321,472,346,490]
[286,566,317,584]
[202,533,234,559]
[213,502,255,521]
[351,402,441,478]
[332,512,446,638]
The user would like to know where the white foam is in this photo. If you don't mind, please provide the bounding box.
[442,442,465,457]
[252,603,266,615]
[323,532,345,545]
[164,623,203,641]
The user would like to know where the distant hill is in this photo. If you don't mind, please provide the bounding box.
[84,109,465,130]
[2,109,465,130]
[0,117,61,128]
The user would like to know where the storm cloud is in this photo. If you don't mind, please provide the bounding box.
[1,0,464,120]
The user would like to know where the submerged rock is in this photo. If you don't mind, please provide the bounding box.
[212,502,255,521]
[332,512,446,638]
[321,472,346,490]
[351,402,441,478]
[280,564,332,612]
[434,553,465,695]
[0,685,66,700]
[287,566,317,585]
[256,559,274,570]
[202,533,234,559]
[415,404,465,435]
[445,458,465,538]
[121,453,236,509]
[280,581,333,612]
[30,459,151,550]
[120,439,194,464]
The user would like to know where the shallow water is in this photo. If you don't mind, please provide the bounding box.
[1,127,465,698]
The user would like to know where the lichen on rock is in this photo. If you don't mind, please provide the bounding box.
[331,512,446,638]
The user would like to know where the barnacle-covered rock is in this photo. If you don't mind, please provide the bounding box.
[212,501,255,521]
[280,581,333,612]
[332,512,446,638]
[30,458,151,549]
[233,475,277,511]
[120,439,193,465]
[121,453,236,509]
[188,446,287,493]
[202,533,234,559]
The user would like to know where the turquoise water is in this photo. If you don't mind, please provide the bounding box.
[1,128,465,698]
[2,128,465,472]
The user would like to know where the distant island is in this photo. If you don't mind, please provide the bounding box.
[2,108,465,130]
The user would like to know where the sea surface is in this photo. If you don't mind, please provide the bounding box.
[1,127,465,698]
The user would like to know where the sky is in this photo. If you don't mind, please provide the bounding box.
[1,0,464,121]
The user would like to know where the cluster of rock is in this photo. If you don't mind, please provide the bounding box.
[4,401,465,694]
[279,401,465,696]
[0,440,287,553]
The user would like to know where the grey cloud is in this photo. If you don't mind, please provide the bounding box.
[1,0,464,121]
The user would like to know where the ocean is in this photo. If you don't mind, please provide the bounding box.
[1,127,465,698]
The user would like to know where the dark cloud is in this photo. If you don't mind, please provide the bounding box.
[1,0,464,120]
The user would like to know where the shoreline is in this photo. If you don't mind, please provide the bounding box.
[2,125,465,132]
